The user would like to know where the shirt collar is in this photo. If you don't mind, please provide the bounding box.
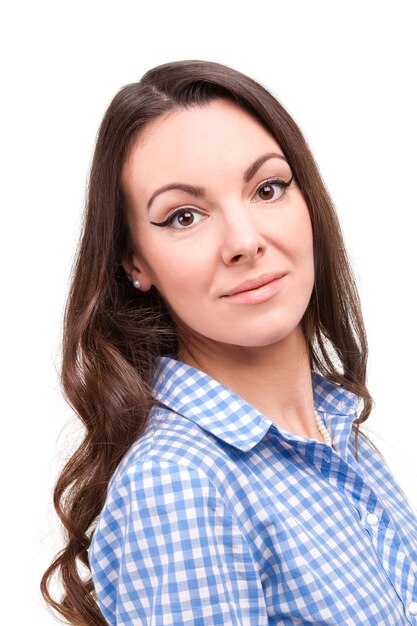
[152,355,360,452]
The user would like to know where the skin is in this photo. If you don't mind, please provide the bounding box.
[121,98,323,441]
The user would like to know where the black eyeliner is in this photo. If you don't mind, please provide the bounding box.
[149,173,294,228]
[150,207,205,228]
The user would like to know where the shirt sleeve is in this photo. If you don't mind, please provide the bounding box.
[89,459,269,626]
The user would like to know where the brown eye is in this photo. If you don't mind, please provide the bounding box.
[255,179,287,202]
[150,207,205,229]
[177,211,195,226]
[258,184,276,200]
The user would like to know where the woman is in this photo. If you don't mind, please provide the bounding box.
[41,60,417,625]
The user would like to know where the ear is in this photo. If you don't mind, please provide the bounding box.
[121,252,153,291]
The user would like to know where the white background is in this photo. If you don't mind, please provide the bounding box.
[1,1,416,623]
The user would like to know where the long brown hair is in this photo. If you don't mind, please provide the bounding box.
[41,59,374,625]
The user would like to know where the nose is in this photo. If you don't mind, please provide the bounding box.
[220,206,267,265]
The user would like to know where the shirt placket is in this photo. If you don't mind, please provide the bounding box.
[303,433,417,624]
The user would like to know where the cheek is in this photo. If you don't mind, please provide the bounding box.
[141,238,207,300]
[297,211,315,291]
[295,198,312,230]
[272,201,313,262]
[292,204,313,254]
[284,205,315,296]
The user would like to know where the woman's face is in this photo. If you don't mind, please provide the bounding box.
[121,98,315,350]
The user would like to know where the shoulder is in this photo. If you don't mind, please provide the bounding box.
[94,404,236,532]
[103,457,224,527]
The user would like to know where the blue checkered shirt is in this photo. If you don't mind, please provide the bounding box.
[89,356,417,625]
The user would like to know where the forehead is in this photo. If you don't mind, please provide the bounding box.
[121,99,283,192]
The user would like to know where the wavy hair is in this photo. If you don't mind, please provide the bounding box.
[41,59,374,625]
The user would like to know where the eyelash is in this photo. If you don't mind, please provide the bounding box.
[149,175,294,230]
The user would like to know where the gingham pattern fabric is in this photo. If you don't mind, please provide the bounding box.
[89,355,417,625]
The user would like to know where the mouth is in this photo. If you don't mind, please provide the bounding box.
[221,272,287,297]
[221,273,287,305]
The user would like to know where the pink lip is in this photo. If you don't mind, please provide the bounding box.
[221,273,287,305]
[222,272,287,297]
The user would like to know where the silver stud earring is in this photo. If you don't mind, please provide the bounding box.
[133,279,141,289]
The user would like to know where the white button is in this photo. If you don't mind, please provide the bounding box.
[409,601,417,615]
[365,512,379,527]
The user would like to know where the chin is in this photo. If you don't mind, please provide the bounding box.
[206,327,295,348]
[178,314,303,350]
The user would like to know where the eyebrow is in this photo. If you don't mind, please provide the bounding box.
[146,152,288,211]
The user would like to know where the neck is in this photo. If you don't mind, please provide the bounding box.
[178,325,323,441]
